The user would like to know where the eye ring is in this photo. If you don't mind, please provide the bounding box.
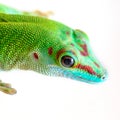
[61,56,75,68]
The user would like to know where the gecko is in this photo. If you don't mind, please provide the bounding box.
[0,4,107,95]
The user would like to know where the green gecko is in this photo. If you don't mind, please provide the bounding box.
[0,4,107,95]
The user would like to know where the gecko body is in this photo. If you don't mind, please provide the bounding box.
[0,4,107,94]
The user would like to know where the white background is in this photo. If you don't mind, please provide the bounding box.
[0,0,119,120]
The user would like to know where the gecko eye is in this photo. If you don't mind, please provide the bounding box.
[61,56,75,67]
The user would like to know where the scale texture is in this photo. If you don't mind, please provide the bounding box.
[0,4,107,94]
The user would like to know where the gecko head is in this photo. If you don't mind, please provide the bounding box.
[49,29,107,83]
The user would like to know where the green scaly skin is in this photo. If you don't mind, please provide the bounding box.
[0,4,107,95]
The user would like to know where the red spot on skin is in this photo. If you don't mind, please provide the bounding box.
[80,44,89,56]
[75,64,96,75]
[80,51,88,56]
[56,49,66,59]
[48,47,53,55]
[94,62,100,68]
[33,53,39,60]
[66,31,70,35]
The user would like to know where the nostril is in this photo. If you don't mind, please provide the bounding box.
[101,75,106,80]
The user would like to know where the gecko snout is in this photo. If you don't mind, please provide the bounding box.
[101,72,107,81]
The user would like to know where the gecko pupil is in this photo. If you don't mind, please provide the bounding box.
[61,56,74,67]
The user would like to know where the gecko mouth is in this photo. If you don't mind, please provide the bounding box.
[71,68,107,83]
[74,73,107,83]
[49,65,107,83]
